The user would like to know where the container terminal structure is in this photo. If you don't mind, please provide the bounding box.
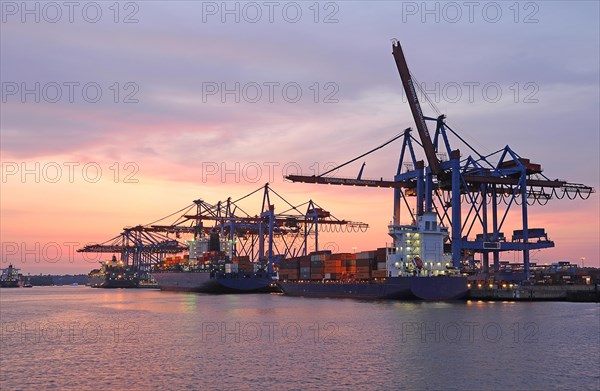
[287,39,595,282]
[78,184,368,291]
[79,39,595,292]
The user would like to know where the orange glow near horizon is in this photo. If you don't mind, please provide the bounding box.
[1,157,598,274]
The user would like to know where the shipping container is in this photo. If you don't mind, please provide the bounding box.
[356,251,376,260]
[324,264,342,269]
[329,253,355,260]
[280,270,299,280]
[299,258,310,268]
[310,250,332,256]
[280,260,299,270]
[356,259,371,267]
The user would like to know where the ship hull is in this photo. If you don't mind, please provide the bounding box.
[153,271,278,293]
[153,271,216,292]
[89,276,138,288]
[408,276,468,300]
[278,276,468,301]
[0,280,21,288]
[215,272,277,293]
[89,276,105,288]
[102,279,139,288]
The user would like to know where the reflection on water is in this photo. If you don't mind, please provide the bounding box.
[1,287,599,390]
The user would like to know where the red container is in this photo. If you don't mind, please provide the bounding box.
[356,259,371,267]
[300,257,310,268]
[356,266,371,273]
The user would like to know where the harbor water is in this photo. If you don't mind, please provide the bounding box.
[1,287,598,390]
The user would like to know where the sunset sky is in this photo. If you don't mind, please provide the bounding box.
[1,1,598,274]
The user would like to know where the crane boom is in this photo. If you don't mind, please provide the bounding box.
[286,174,409,188]
[392,40,443,176]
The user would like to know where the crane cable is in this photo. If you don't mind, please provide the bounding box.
[319,132,404,177]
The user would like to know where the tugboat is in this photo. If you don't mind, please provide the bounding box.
[88,256,138,288]
[0,264,24,288]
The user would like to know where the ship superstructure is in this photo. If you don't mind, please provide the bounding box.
[387,212,456,277]
[88,255,138,288]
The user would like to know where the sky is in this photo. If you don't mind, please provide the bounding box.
[1,1,599,274]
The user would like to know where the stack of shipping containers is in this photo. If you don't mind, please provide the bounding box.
[231,256,253,272]
[277,248,390,281]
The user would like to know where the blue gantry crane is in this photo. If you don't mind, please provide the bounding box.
[287,39,595,280]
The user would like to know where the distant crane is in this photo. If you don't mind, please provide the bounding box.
[79,184,368,274]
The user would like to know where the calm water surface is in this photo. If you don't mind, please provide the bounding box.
[1,287,598,390]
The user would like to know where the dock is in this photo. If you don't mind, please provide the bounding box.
[468,284,600,302]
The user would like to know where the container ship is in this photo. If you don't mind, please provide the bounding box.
[0,264,24,288]
[88,256,139,288]
[278,213,468,300]
[152,231,278,294]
